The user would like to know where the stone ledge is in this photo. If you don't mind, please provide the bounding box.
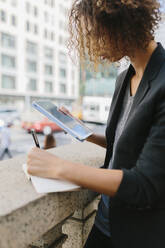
[0,142,106,248]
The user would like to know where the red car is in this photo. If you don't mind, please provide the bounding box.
[22,117,62,133]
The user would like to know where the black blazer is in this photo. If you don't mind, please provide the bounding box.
[104,43,165,248]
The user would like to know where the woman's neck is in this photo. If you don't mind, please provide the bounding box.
[130,40,158,79]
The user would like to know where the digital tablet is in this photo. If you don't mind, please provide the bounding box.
[32,100,93,141]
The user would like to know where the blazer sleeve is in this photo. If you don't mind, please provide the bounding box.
[114,87,165,208]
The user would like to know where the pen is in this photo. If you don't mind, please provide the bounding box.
[31,129,40,148]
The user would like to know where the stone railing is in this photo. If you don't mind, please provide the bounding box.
[0,141,106,248]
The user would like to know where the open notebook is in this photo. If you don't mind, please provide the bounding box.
[22,164,80,194]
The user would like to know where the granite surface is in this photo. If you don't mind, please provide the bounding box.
[0,142,105,248]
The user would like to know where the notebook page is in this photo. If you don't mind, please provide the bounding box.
[22,164,80,193]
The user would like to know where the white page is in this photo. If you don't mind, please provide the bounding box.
[22,164,80,194]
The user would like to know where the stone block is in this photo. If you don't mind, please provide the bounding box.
[28,222,67,248]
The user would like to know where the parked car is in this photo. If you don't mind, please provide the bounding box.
[21,110,62,133]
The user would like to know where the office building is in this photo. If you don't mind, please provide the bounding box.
[0,0,79,110]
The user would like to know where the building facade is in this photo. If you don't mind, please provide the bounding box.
[0,0,79,110]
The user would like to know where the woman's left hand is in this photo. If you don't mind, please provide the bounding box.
[27,147,63,179]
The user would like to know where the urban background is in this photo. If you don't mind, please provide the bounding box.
[0,0,165,160]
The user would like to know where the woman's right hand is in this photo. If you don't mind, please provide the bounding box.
[58,106,72,117]
[58,106,85,126]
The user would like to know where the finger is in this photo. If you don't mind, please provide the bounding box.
[60,106,72,115]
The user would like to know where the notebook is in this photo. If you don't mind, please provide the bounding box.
[22,164,80,194]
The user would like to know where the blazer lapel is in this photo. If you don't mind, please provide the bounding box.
[106,65,134,137]
[126,42,165,124]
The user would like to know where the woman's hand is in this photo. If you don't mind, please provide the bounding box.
[59,106,85,126]
[27,147,63,179]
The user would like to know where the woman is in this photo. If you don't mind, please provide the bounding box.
[27,1,165,247]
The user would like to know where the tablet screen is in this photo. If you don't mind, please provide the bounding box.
[33,101,92,140]
[39,101,77,129]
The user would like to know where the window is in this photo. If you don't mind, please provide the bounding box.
[1,75,16,89]
[45,65,53,75]
[105,106,109,112]
[59,4,67,15]
[44,29,48,39]
[26,41,37,55]
[1,33,16,48]
[59,35,67,46]
[59,52,67,63]
[11,15,16,26]
[11,0,17,6]
[34,24,38,34]
[44,12,49,22]
[51,16,54,25]
[1,54,16,68]
[26,21,30,32]
[26,2,30,13]
[60,83,66,94]
[45,81,53,93]
[27,60,37,72]
[51,0,54,7]
[51,32,54,41]
[27,78,37,91]
[44,47,54,59]
[59,68,67,78]
[34,6,38,17]
[45,0,55,7]
[0,10,6,22]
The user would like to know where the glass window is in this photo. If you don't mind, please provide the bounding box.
[59,35,63,44]
[26,41,37,55]
[51,15,55,25]
[27,60,37,72]
[1,33,16,48]
[45,65,53,75]
[44,12,49,22]
[59,52,67,63]
[1,75,16,89]
[59,68,67,78]
[34,6,38,17]
[34,24,38,34]
[45,81,53,93]
[11,0,17,6]
[51,0,54,7]
[26,2,30,13]
[27,78,37,91]
[1,54,16,68]
[44,29,48,39]
[26,21,30,31]
[0,10,6,22]
[51,32,54,41]
[60,83,66,94]
[44,47,54,59]
[11,15,16,26]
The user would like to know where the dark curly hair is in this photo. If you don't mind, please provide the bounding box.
[68,0,161,67]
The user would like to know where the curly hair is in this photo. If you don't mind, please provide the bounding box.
[68,0,161,67]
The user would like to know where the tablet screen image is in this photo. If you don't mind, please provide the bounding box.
[32,101,93,141]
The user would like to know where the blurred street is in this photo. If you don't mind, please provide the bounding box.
[1,123,106,160]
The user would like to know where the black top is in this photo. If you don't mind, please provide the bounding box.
[104,43,165,248]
